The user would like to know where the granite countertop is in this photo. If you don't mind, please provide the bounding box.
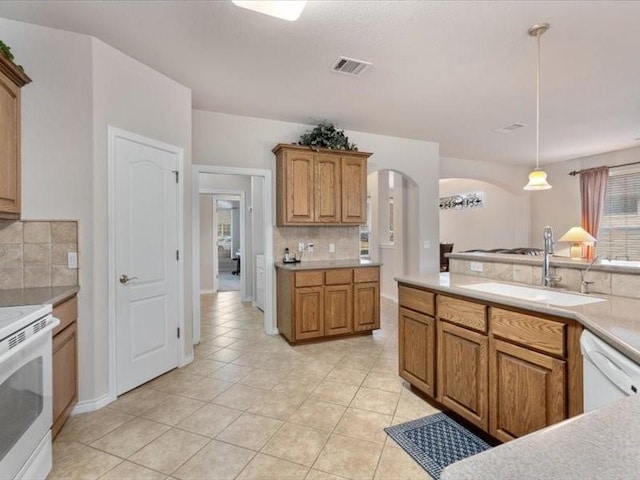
[441,394,640,480]
[447,251,640,274]
[395,272,640,364]
[0,286,79,308]
[275,259,381,270]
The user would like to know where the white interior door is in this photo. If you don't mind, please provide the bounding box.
[114,133,180,395]
[212,203,219,292]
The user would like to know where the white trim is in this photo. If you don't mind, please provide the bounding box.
[181,352,194,368]
[107,126,185,401]
[381,292,398,302]
[200,289,217,294]
[71,393,114,415]
[192,165,275,341]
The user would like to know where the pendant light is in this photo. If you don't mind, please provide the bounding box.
[523,23,552,191]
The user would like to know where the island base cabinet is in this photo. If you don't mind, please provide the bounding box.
[399,307,435,396]
[489,337,566,442]
[354,282,380,331]
[294,287,325,340]
[437,321,488,430]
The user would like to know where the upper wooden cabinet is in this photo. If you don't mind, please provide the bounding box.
[273,144,371,226]
[0,55,31,220]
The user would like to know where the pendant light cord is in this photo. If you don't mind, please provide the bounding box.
[536,31,540,170]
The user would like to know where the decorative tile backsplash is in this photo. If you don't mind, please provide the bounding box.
[274,226,360,262]
[0,220,79,289]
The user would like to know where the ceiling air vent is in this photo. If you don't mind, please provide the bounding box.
[494,123,526,134]
[332,56,372,76]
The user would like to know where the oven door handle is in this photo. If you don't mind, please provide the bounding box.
[0,317,60,364]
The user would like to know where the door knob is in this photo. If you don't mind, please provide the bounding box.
[119,274,139,284]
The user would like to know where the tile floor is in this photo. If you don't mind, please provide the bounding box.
[50,292,438,480]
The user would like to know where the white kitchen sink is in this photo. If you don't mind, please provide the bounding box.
[459,282,606,307]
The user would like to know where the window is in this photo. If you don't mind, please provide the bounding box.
[598,169,640,261]
[359,196,372,258]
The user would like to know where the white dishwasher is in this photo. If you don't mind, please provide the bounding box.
[581,330,640,412]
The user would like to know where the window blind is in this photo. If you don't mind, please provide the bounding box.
[598,169,640,260]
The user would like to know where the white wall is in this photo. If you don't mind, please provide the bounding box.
[199,195,214,291]
[530,145,640,252]
[192,110,441,275]
[439,178,529,252]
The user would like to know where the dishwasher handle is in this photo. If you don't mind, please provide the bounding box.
[585,349,639,396]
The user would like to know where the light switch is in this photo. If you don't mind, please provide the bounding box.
[68,252,78,269]
[329,243,335,253]
[298,242,305,252]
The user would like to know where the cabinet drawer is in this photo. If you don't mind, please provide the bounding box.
[398,285,435,316]
[491,308,566,357]
[325,268,352,285]
[295,271,324,287]
[353,267,379,283]
[53,295,78,336]
[438,295,487,333]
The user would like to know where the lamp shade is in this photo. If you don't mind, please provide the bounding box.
[523,169,552,191]
[559,227,596,243]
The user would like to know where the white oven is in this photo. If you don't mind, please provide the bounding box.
[0,305,58,480]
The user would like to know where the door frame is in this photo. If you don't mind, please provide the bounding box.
[107,126,185,403]
[192,165,275,344]
[200,190,246,298]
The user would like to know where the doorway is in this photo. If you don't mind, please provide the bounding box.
[192,165,274,345]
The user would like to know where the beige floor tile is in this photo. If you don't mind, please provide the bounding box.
[213,383,268,410]
[394,389,440,420]
[237,453,309,480]
[203,335,239,348]
[146,371,201,395]
[239,368,290,390]
[141,395,205,426]
[352,387,400,416]
[247,389,309,420]
[180,358,226,377]
[273,374,325,395]
[370,359,397,375]
[129,428,209,474]
[290,361,335,378]
[362,372,405,394]
[216,413,283,451]
[262,422,329,467]
[305,470,349,480]
[99,460,166,480]
[334,408,392,444]
[57,408,135,444]
[325,367,369,386]
[288,400,347,433]
[211,363,255,382]
[340,353,379,371]
[313,433,383,480]
[49,445,122,480]
[53,438,86,461]
[192,344,221,359]
[177,403,243,437]
[178,377,234,402]
[173,440,255,480]
[208,347,245,362]
[91,418,170,458]
[108,387,170,416]
[374,444,432,480]
[310,381,358,406]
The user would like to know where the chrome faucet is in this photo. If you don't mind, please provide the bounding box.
[542,226,561,287]
[581,255,609,294]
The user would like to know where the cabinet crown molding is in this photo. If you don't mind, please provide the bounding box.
[272,143,372,158]
[0,55,31,87]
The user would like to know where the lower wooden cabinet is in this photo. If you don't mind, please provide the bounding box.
[489,337,566,442]
[399,307,435,396]
[437,321,488,430]
[52,295,78,438]
[277,266,380,343]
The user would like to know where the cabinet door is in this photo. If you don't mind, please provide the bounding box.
[341,157,367,223]
[490,337,566,442]
[315,155,341,223]
[286,151,315,223]
[52,322,78,438]
[295,286,324,340]
[437,321,488,430]
[0,70,21,219]
[399,307,435,396]
[353,282,380,331]
[325,284,353,336]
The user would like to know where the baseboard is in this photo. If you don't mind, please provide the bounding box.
[200,289,216,294]
[381,292,398,303]
[180,352,194,367]
[71,393,115,415]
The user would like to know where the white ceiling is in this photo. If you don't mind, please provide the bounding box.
[1,1,639,165]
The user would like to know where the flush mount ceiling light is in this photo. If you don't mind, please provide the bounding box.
[523,23,552,191]
[232,0,307,21]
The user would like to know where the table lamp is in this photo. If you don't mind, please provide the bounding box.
[559,227,596,260]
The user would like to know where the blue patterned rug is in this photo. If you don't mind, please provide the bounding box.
[384,412,492,479]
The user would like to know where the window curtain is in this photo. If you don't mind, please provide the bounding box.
[580,166,609,260]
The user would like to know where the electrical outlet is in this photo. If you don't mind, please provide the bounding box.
[67,252,78,269]
[308,243,314,253]
[329,243,335,253]
[298,242,305,253]
[470,261,484,273]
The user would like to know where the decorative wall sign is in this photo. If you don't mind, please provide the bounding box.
[439,191,485,211]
